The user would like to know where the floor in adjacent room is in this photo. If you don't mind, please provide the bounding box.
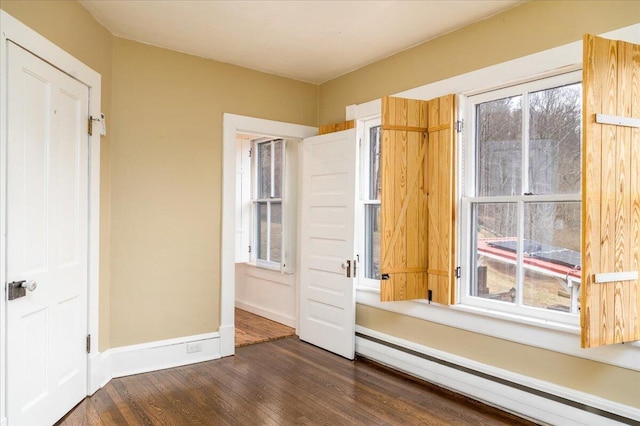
[235,307,296,347]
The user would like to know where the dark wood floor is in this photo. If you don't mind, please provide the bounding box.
[235,308,295,347]
[58,336,536,425]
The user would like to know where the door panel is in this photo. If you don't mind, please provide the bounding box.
[7,42,89,425]
[299,129,357,360]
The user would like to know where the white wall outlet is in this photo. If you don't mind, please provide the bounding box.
[186,341,203,353]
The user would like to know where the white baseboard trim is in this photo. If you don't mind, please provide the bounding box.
[356,327,640,426]
[235,300,296,328]
[88,332,221,393]
[88,350,111,395]
[219,324,235,357]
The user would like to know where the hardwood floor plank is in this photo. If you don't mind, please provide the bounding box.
[238,342,375,425]
[59,337,537,426]
[176,362,278,425]
[163,366,235,425]
[255,339,445,426]
[87,382,131,425]
[130,371,198,425]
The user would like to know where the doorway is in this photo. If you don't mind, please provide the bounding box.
[234,131,298,345]
[220,114,316,356]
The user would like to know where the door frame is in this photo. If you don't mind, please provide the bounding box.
[221,114,316,356]
[0,10,102,424]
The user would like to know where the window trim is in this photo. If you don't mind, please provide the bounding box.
[357,117,382,290]
[459,70,582,325]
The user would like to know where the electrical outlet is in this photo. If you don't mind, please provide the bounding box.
[186,342,203,353]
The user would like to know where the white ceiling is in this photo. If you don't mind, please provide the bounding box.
[80,0,525,84]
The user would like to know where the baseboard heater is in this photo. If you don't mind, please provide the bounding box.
[356,332,636,425]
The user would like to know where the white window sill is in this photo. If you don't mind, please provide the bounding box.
[449,304,580,335]
[247,261,282,272]
[356,287,640,371]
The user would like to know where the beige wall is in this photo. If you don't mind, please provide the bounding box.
[108,38,317,347]
[358,305,640,408]
[319,0,640,124]
[1,0,114,351]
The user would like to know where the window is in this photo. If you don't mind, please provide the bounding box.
[359,118,381,287]
[252,138,285,268]
[461,71,582,322]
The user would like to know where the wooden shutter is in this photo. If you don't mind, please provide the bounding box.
[318,120,355,135]
[380,97,428,301]
[426,95,457,305]
[380,95,457,303]
[581,35,640,348]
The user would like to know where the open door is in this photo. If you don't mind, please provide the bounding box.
[298,129,358,359]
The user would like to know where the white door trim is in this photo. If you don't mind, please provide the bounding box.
[221,114,316,356]
[0,10,102,424]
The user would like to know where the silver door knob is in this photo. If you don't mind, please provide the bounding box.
[21,280,37,292]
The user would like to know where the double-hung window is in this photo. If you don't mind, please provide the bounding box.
[461,71,582,322]
[359,118,382,288]
[252,138,284,269]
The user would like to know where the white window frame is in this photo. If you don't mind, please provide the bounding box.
[460,70,582,325]
[357,117,382,290]
[251,138,286,270]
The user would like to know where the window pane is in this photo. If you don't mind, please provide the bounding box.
[256,202,268,261]
[258,142,271,198]
[523,202,581,311]
[528,83,581,195]
[273,140,283,198]
[365,204,380,279]
[270,202,282,263]
[476,95,522,196]
[369,126,381,200]
[472,203,518,303]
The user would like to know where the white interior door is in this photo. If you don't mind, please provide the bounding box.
[299,129,357,359]
[6,42,89,425]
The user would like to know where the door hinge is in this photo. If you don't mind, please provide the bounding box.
[455,120,463,133]
[248,245,251,253]
[248,148,252,158]
[86,334,91,353]
[455,266,461,279]
[88,116,93,136]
